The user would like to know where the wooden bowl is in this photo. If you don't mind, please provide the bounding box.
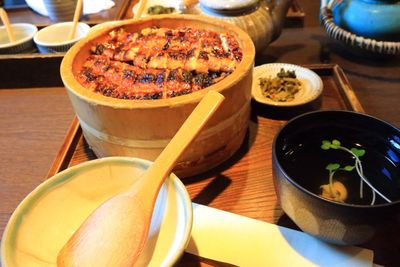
[60,14,255,177]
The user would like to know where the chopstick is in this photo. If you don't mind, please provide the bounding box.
[0,8,16,43]
[183,0,199,10]
[68,0,83,40]
[134,0,147,19]
[184,253,240,267]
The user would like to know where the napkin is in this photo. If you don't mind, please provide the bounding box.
[83,0,115,15]
[186,203,374,267]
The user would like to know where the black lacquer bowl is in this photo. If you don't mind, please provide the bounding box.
[272,110,400,245]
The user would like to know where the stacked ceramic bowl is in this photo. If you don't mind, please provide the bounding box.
[42,0,77,21]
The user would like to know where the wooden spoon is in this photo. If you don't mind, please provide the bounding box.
[57,90,225,267]
[68,0,83,40]
[134,0,147,19]
[183,0,199,10]
[0,8,16,43]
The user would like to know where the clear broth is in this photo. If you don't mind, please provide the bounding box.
[280,137,400,205]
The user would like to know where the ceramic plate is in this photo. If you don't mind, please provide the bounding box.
[1,157,192,267]
[252,63,323,107]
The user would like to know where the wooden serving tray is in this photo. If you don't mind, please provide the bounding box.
[45,64,364,266]
[284,0,306,27]
[47,63,363,205]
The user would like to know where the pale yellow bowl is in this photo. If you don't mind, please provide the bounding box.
[1,157,193,267]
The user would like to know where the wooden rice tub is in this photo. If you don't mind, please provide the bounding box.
[60,14,255,177]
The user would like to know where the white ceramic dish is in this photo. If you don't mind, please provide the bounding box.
[252,63,323,107]
[1,157,193,267]
[0,23,38,54]
[34,22,90,53]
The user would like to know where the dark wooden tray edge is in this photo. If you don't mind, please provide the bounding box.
[285,0,306,28]
[306,63,364,113]
[46,117,81,178]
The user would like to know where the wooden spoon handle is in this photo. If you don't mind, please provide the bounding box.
[0,8,16,43]
[56,91,224,267]
[68,0,83,40]
[135,90,224,196]
[134,0,147,19]
[183,0,199,9]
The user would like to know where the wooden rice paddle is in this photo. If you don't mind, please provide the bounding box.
[134,0,147,19]
[68,0,83,40]
[57,90,225,267]
[0,8,16,43]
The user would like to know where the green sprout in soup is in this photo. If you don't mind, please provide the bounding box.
[320,139,391,205]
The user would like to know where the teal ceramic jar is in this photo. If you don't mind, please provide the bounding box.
[332,0,400,41]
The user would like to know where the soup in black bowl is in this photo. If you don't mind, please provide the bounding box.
[272,110,400,245]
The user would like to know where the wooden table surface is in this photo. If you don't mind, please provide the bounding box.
[1,1,399,266]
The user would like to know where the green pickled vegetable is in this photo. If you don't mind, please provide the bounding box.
[259,68,301,102]
[147,5,176,15]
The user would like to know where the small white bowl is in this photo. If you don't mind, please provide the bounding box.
[34,22,90,53]
[1,157,193,267]
[0,23,38,54]
[252,63,323,107]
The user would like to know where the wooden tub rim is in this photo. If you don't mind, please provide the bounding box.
[60,14,256,110]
